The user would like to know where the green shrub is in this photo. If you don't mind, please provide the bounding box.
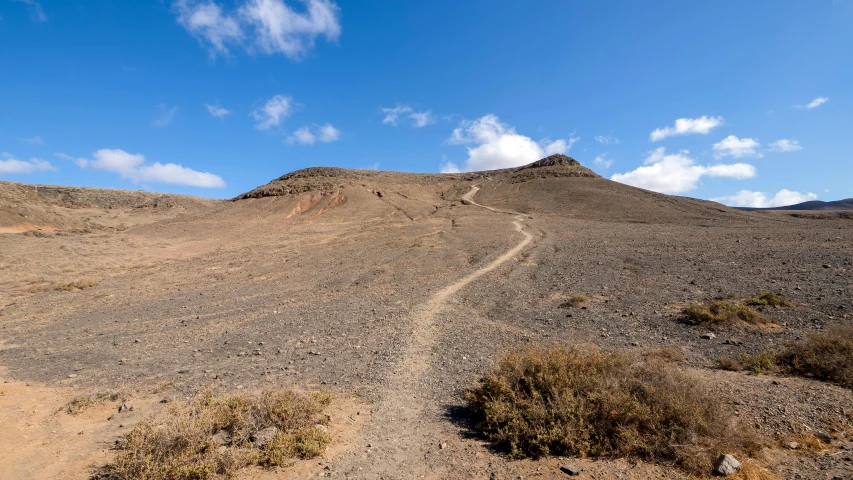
[746,293,794,308]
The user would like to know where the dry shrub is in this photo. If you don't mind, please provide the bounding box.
[778,431,830,455]
[560,295,586,308]
[55,279,99,291]
[642,347,686,363]
[777,324,853,388]
[65,390,124,415]
[464,346,762,475]
[746,293,794,308]
[718,351,780,374]
[682,300,765,327]
[102,389,332,480]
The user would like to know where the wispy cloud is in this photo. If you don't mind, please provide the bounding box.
[252,95,293,130]
[173,0,341,60]
[795,96,828,109]
[286,123,340,145]
[649,116,724,142]
[594,135,619,145]
[20,135,44,145]
[70,149,225,188]
[152,104,179,127]
[768,139,802,152]
[611,147,755,194]
[0,152,54,174]
[381,104,436,128]
[205,103,231,118]
[12,0,46,22]
[593,154,613,169]
[712,135,763,159]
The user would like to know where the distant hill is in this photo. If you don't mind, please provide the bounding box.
[737,198,853,211]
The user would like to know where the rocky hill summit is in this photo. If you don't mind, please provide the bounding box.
[233,154,598,200]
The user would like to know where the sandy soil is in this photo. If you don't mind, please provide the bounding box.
[1,155,852,479]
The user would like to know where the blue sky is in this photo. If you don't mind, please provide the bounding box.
[1,1,851,206]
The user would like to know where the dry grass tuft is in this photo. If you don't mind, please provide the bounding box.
[746,293,794,308]
[718,351,780,374]
[730,459,781,480]
[101,389,332,480]
[777,324,853,388]
[682,300,765,327]
[55,279,99,291]
[464,345,763,475]
[65,390,124,415]
[561,295,586,308]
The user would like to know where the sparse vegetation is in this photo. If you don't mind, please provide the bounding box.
[682,300,765,327]
[55,279,99,291]
[464,345,762,475]
[65,390,124,415]
[746,293,794,308]
[718,351,779,374]
[561,294,586,308]
[777,324,853,388]
[716,324,853,389]
[101,389,332,480]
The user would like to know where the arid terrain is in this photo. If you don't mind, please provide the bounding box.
[1,154,852,479]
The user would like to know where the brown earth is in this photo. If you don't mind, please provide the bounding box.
[1,154,852,479]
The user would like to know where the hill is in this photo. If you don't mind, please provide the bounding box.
[737,198,853,211]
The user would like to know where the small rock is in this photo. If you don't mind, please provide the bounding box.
[560,465,581,476]
[439,442,447,450]
[712,454,741,476]
[68,374,78,378]
[823,264,831,269]
[701,332,716,340]
[314,424,329,433]
[814,431,834,443]
[118,401,134,413]
[250,426,279,448]
[785,441,801,450]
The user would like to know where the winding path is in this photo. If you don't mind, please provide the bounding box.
[349,185,534,475]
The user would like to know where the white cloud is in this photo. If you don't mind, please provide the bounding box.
[55,152,89,168]
[713,189,818,208]
[611,147,755,194]
[20,135,44,144]
[317,123,339,142]
[0,152,54,175]
[252,94,293,130]
[768,139,802,152]
[594,135,619,145]
[410,110,435,128]
[440,161,461,174]
[795,96,828,109]
[360,162,380,170]
[173,0,341,60]
[286,123,339,145]
[712,135,763,158]
[205,103,231,118]
[447,114,577,172]
[649,116,724,142]
[593,154,613,169]
[152,104,178,127]
[381,104,436,127]
[12,0,46,22]
[73,149,225,188]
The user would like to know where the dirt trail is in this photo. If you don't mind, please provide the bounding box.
[346,185,534,477]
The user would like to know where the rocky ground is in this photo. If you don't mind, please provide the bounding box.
[1,156,851,479]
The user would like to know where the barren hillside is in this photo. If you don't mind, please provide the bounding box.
[1,155,851,479]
